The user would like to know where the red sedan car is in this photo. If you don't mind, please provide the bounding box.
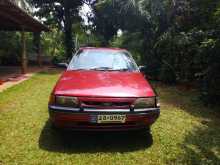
[49,47,160,131]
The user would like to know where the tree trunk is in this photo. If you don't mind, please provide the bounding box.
[33,32,42,66]
[63,0,74,59]
[21,30,27,74]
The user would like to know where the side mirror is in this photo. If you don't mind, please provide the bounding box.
[57,63,68,68]
[139,65,146,72]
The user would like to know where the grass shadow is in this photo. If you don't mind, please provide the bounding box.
[152,82,220,164]
[153,81,220,119]
[37,68,64,75]
[39,120,153,154]
[170,122,220,164]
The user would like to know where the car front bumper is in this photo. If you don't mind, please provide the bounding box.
[48,106,160,131]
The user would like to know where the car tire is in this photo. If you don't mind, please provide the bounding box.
[136,126,151,135]
[51,122,61,131]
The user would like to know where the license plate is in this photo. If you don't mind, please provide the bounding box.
[97,115,126,123]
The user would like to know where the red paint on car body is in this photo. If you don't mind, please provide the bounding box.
[54,70,155,98]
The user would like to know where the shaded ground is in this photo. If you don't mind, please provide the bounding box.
[0,66,48,81]
[39,120,153,154]
[0,66,58,92]
[0,70,219,165]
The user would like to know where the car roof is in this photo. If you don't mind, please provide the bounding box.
[79,47,127,52]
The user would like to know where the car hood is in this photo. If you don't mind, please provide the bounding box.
[54,70,155,97]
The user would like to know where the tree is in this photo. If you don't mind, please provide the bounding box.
[29,0,89,58]
[90,0,121,45]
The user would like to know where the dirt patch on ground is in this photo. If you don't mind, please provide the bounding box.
[0,74,34,92]
[0,66,51,92]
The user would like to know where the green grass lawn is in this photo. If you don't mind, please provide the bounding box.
[0,70,219,165]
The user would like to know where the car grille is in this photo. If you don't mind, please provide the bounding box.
[81,101,131,108]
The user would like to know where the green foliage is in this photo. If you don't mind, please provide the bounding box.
[0,32,34,65]
[91,0,121,45]
[109,32,143,64]
[41,29,66,63]
[73,23,103,49]
[0,32,20,65]
[29,0,84,58]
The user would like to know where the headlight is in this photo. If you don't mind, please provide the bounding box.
[156,97,160,107]
[134,97,156,109]
[55,96,79,107]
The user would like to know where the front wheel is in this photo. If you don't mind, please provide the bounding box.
[135,126,151,135]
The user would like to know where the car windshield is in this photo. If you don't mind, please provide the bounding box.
[68,49,139,71]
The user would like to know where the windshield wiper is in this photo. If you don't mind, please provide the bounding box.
[89,67,130,71]
[111,68,129,71]
[72,67,130,71]
[71,68,91,71]
[90,67,114,71]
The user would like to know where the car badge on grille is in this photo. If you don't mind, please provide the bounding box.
[103,103,112,106]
